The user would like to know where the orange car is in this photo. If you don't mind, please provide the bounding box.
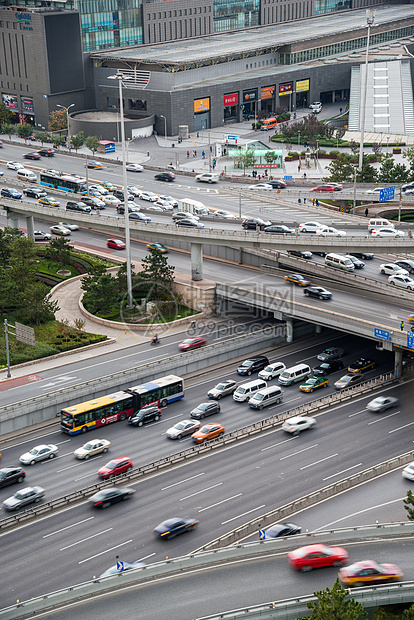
[192,423,225,444]
[284,273,310,287]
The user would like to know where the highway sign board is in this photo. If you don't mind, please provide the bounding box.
[284,176,293,181]
[259,529,266,540]
[379,186,395,202]
[116,561,125,571]
[374,328,390,340]
[407,332,414,350]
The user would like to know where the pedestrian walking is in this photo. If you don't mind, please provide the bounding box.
[316,199,319,206]
[401,321,405,331]
[197,132,199,138]
[312,198,315,205]
[365,208,369,217]
[303,172,307,179]
[303,197,306,204]
[187,151,190,158]
[298,164,301,172]
[194,150,197,157]
[202,151,205,159]
[298,198,302,204]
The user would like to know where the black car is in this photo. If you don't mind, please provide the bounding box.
[23,152,41,160]
[350,252,374,260]
[313,360,344,376]
[66,200,91,213]
[317,347,345,362]
[1,187,22,199]
[117,203,140,214]
[345,255,364,269]
[113,188,134,201]
[129,212,151,221]
[23,187,47,198]
[153,516,199,539]
[267,180,287,189]
[264,225,294,234]
[237,355,269,376]
[128,405,161,427]
[38,148,54,157]
[0,467,26,489]
[242,218,272,230]
[303,286,332,300]
[175,218,200,227]
[89,486,135,509]
[288,250,313,259]
[265,522,301,539]
[395,259,414,274]
[190,402,221,420]
[154,171,175,182]
[81,196,105,210]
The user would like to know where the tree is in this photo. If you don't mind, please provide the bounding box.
[0,103,12,126]
[377,153,409,184]
[71,131,85,152]
[20,283,59,325]
[1,123,16,140]
[48,238,72,272]
[16,123,34,140]
[34,131,51,145]
[81,272,119,315]
[264,150,277,165]
[237,149,256,174]
[403,147,414,178]
[356,154,377,183]
[53,134,66,148]
[140,249,175,302]
[0,267,18,318]
[85,135,100,154]
[325,153,356,183]
[306,579,366,620]
[10,236,37,293]
[403,489,414,520]
[349,140,360,155]
[48,108,67,132]
[0,227,24,268]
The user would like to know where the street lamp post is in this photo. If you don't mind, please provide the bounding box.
[352,165,357,214]
[358,9,376,172]
[298,131,301,146]
[108,72,133,308]
[56,103,75,149]
[160,115,167,143]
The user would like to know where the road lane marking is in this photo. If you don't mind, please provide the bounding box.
[348,409,366,418]
[198,493,242,513]
[322,463,363,481]
[222,504,266,525]
[299,453,338,470]
[261,437,295,452]
[389,421,414,434]
[280,444,318,460]
[312,497,406,531]
[79,540,133,564]
[44,517,94,538]
[161,473,204,490]
[60,528,113,551]
[74,472,100,481]
[368,410,400,425]
[180,483,223,501]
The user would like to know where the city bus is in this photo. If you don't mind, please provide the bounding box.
[40,171,87,194]
[60,375,184,435]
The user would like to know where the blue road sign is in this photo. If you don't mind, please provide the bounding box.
[284,176,293,181]
[374,328,390,340]
[407,332,414,350]
[116,561,125,572]
[379,186,395,202]
[259,529,266,540]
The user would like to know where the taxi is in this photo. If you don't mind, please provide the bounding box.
[147,242,168,253]
[38,196,60,207]
[338,560,403,587]
[85,160,103,169]
[299,376,329,393]
[284,273,310,287]
[347,358,376,373]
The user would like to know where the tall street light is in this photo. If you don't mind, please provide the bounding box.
[160,115,167,143]
[358,9,376,172]
[108,72,133,308]
[57,103,75,149]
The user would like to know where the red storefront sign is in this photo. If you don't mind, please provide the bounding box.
[279,82,293,96]
[224,93,238,107]
[253,164,280,168]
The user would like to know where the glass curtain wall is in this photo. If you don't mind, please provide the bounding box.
[213,0,260,32]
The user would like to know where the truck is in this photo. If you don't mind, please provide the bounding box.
[178,198,210,216]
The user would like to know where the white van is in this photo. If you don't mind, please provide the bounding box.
[17,169,37,183]
[325,253,355,272]
[233,378,267,402]
[368,218,395,233]
[249,385,283,409]
[258,361,286,381]
[278,363,311,386]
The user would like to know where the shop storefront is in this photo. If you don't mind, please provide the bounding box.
[278,81,293,111]
[242,88,258,119]
[260,85,275,115]
[193,97,210,131]
[21,97,35,125]
[295,79,309,108]
[224,92,239,123]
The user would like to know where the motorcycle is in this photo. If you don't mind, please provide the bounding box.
[151,336,160,345]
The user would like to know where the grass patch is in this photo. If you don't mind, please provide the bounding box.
[94,304,198,324]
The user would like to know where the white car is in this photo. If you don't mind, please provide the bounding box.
[145,204,163,211]
[402,462,414,480]
[19,444,58,465]
[388,274,414,290]
[7,161,24,170]
[365,187,385,195]
[73,438,111,460]
[140,191,158,202]
[100,195,121,206]
[89,184,108,195]
[298,221,323,233]
[309,102,322,113]
[258,362,286,380]
[165,419,201,439]
[58,221,79,231]
[315,226,346,237]
[248,183,273,191]
[159,195,178,207]
[371,228,404,238]
[214,210,236,219]
[366,396,399,413]
[127,186,142,198]
[282,416,317,435]
[195,172,219,183]
[154,199,173,211]
[379,263,408,276]
[50,224,71,236]
[126,163,144,172]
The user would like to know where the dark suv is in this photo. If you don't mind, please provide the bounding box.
[0,467,26,489]
[237,355,269,376]
[190,402,221,419]
[113,188,134,201]
[82,195,105,210]
[38,148,54,157]
[66,200,91,213]
[242,218,271,231]
[128,406,162,427]
[154,171,175,182]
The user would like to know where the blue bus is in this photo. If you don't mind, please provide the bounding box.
[40,171,86,194]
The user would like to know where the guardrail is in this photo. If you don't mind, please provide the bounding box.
[0,371,397,532]
[0,522,413,619]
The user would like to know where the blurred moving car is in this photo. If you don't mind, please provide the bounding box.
[264,225,294,234]
[23,187,47,198]
[242,217,272,230]
[153,516,199,539]
[50,225,71,236]
[366,396,399,413]
[23,152,41,160]
[34,230,52,241]
[338,560,403,587]
[313,360,344,376]
[176,218,205,228]
[288,544,348,571]
[58,221,78,231]
[107,239,126,250]
[3,486,45,511]
[192,423,225,443]
[207,379,238,399]
[379,263,408,276]
[146,242,168,253]
[388,274,414,290]
[19,444,58,465]
[288,250,313,259]
[7,161,24,170]
[1,187,23,199]
[154,172,175,182]
[299,376,329,393]
[298,221,322,233]
[179,337,206,351]
[85,160,103,169]
[282,416,316,435]
[348,358,376,373]
[195,172,219,183]
[74,438,111,460]
[0,467,26,489]
[126,163,143,172]
[248,183,273,191]
[38,196,60,207]
[317,347,345,362]
[165,419,201,439]
[97,457,133,479]
[284,273,310,286]
[129,212,151,222]
[372,228,404,238]
[402,461,414,480]
[89,487,135,509]
[310,184,342,192]
[315,226,346,237]
[334,374,363,390]
[129,406,161,427]
[303,286,332,300]
[265,522,301,539]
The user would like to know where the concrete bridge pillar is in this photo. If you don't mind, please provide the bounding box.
[286,318,293,343]
[7,212,19,230]
[394,347,403,378]
[191,243,203,281]
[26,216,35,239]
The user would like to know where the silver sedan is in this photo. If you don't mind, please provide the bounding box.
[166,419,200,439]
[366,396,399,413]
[19,444,58,465]
[3,486,45,511]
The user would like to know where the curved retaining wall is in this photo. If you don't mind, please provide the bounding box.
[69,110,155,141]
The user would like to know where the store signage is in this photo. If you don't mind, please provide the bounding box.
[2,94,18,110]
[296,79,310,93]
[243,89,257,102]
[279,82,293,96]
[16,12,32,30]
[21,97,34,113]
[194,98,210,113]
[261,85,275,100]
[224,93,238,107]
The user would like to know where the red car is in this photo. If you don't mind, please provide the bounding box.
[97,457,133,479]
[23,152,41,160]
[107,238,126,250]
[288,544,349,572]
[178,337,207,351]
[310,184,342,192]
[338,560,403,587]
